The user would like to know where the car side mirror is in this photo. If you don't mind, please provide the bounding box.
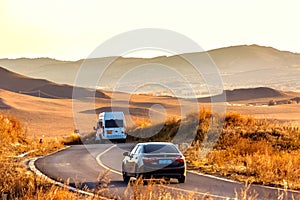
[123,152,130,157]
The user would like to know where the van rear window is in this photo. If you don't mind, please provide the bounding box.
[105,119,124,128]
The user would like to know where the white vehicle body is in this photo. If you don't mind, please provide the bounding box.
[95,112,126,142]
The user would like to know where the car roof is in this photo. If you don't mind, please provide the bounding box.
[137,142,175,145]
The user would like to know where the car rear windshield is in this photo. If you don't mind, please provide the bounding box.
[105,119,124,128]
[143,144,179,153]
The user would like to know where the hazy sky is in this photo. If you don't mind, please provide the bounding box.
[1,0,300,60]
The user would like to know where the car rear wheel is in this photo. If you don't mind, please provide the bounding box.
[123,171,130,183]
[135,167,143,179]
[178,175,186,183]
[122,164,130,183]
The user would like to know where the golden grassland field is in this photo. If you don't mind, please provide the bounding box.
[1,111,300,200]
[128,109,300,190]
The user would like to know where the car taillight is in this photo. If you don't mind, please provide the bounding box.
[142,157,158,163]
[173,157,185,163]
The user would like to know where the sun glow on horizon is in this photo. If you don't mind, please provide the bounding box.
[1,0,300,60]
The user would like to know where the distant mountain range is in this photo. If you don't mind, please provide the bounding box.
[0,44,299,95]
[0,65,298,104]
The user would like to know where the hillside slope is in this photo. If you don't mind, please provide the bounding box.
[0,66,109,99]
[224,87,287,101]
[198,87,288,102]
[0,89,75,137]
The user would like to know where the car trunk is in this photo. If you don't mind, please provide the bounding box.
[141,153,185,172]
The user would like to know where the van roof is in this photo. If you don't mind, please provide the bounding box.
[99,112,124,119]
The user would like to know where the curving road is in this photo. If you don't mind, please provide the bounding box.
[35,144,300,200]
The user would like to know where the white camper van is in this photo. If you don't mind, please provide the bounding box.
[95,112,126,143]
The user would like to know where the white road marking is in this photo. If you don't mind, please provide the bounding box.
[96,144,122,175]
[29,158,95,197]
[189,171,300,194]
[28,146,112,199]
[189,170,238,183]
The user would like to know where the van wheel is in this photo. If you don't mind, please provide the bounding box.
[98,136,104,144]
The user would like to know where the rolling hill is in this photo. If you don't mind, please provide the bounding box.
[0,64,297,105]
[198,87,288,102]
[0,45,300,94]
[0,66,109,99]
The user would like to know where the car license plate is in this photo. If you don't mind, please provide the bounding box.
[159,159,172,165]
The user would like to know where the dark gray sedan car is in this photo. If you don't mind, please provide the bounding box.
[122,142,186,183]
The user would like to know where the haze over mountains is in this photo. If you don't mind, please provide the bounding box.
[0,64,297,104]
[0,46,300,137]
[0,44,299,97]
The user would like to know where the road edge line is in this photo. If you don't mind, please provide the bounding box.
[188,170,238,183]
[189,170,300,194]
[27,146,112,200]
[28,158,95,196]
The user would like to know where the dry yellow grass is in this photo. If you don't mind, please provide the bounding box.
[0,112,89,199]
[184,110,300,190]
[124,178,201,200]
[2,111,290,200]
[123,177,274,200]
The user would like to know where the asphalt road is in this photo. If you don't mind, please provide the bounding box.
[35,144,300,199]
